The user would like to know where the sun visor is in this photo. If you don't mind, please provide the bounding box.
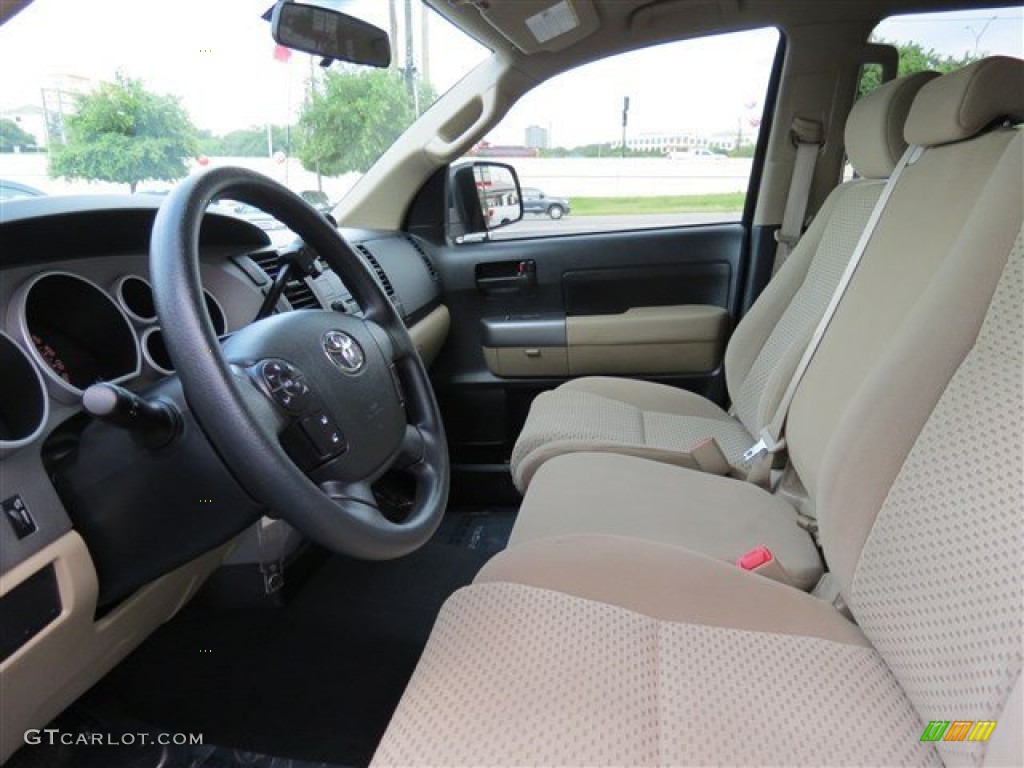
[453,0,600,54]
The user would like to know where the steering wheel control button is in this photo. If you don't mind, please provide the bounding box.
[322,330,365,374]
[259,359,311,413]
[2,495,37,539]
[300,411,347,459]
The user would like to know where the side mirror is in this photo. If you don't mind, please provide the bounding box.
[270,1,391,68]
[449,161,523,240]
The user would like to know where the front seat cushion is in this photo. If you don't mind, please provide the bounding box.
[510,376,756,492]
[373,536,938,767]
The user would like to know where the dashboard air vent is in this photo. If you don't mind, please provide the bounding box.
[405,236,439,281]
[283,280,321,310]
[354,244,396,299]
[246,249,321,311]
[249,249,282,278]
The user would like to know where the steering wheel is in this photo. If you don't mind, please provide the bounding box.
[150,167,448,559]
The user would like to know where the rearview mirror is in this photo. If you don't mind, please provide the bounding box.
[449,162,523,241]
[271,1,391,68]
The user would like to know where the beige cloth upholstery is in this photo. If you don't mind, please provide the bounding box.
[375,221,1022,768]
[846,70,939,179]
[905,55,1024,147]
[377,59,1024,767]
[511,452,823,590]
[846,230,1023,767]
[478,534,859,643]
[374,566,938,766]
[787,127,1021,501]
[509,73,934,493]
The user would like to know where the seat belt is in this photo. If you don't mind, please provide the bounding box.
[772,117,825,275]
[744,144,924,483]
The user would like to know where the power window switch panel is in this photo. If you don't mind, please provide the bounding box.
[3,495,37,539]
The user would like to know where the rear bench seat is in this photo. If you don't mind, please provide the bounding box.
[505,57,1024,591]
[508,72,937,493]
[371,56,1023,765]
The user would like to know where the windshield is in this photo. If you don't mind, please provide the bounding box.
[0,0,488,221]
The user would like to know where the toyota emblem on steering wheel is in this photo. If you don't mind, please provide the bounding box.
[323,330,365,374]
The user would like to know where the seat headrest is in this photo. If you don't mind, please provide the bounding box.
[845,71,939,179]
[905,55,1024,147]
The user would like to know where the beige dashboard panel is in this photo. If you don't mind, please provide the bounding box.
[484,346,569,377]
[408,304,450,368]
[0,532,233,763]
[566,305,728,375]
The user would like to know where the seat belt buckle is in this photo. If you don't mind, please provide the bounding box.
[737,545,774,570]
[737,545,798,587]
[742,429,785,463]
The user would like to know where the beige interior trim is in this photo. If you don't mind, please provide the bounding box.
[565,305,727,374]
[566,305,726,345]
[566,342,719,375]
[408,304,450,368]
[334,56,535,229]
[477,534,866,646]
[0,533,234,763]
[483,345,568,377]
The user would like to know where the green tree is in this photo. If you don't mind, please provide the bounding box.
[0,118,37,152]
[539,142,663,159]
[297,67,433,188]
[859,40,980,97]
[49,73,198,193]
[199,125,292,157]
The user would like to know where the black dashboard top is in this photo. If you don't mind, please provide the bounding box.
[0,195,271,266]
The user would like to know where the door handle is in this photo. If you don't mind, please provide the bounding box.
[476,260,537,295]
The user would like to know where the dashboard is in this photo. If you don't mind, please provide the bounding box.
[0,194,449,762]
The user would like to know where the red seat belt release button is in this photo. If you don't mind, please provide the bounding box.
[737,545,773,570]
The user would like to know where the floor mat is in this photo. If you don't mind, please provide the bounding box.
[434,505,518,556]
[79,540,492,767]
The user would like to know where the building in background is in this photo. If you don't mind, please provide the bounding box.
[1,104,46,148]
[617,129,738,154]
[525,124,549,150]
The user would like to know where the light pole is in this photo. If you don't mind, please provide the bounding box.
[965,15,997,56]
[621,96,630,158]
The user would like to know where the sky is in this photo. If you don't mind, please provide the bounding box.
[0,1,1021,149]
[487,6,1024,147]
[0,0,488,135]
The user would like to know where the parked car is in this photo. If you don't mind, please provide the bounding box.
[299,189,332,213]
[669,147,725,159]
[224,201,287,232]
[0,178,44,200]
[522,187,571,219]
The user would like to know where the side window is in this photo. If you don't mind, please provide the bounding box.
[859,6,1023,98]
[473,28,779,240]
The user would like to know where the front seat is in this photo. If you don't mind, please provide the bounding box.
[508,71,937,493]
[373,228,1022,766]
[372,58,1023,766]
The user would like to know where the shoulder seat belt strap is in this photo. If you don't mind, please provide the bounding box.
[772,117,825,274]
[745,144,924,473]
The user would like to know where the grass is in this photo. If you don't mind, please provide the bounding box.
[570,192,746,216]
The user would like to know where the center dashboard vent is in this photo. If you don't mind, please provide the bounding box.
[247,250,321,311]
[354,244,396,299]
[405,235,439,281]
[248,249,281,278]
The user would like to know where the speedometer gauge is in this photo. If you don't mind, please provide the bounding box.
[31,333,72,384]
[15,272,141,403]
